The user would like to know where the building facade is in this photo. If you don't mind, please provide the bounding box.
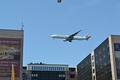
[77,54,92,80]
[91,38,111,80]
[68,68,77,80]
[0,29,24,80]
[22,66,27,80]
[27,62,69,80]
[77,35,120,80]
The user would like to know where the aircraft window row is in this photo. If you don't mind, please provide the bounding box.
[32,66,66,71]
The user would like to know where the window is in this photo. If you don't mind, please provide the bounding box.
[93,69,95,73]
[107,59,110,64]
[36,66,38,70]
[107,51,110,55]
[103,46,105,51]
[93,76,95,80]
[103,54,106,58]
[107,44,109,48]
[104,62,106,66]
[70,74,75,78]
[59,74,65,77]
[99,50,101,54]
[31,74,38,77]
[92,62,94,67]
[92,55,94,60]
[51,67,53,71]
[32,66,34,70]
[99,57,102,61]
[62,67,64,71]
[96,59,98,64]
[95,54,98,57]
[55,67,57,71]
[89,59,91,63]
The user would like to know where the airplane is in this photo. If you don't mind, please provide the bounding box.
[51,30,91,42]
[57,0,62,3]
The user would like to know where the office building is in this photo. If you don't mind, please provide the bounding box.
[22,66,27,80]
[77,35,120,80]
[23,63,77,80]
[27,62,69,80]
[0,29,24,80]
[77,54,92,80]
[68,68,77,80]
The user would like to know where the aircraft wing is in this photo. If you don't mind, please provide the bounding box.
[69,30,81,37]
[65,30,81,42]
[69,30,81,38]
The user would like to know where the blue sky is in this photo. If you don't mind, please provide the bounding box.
[0,0,120,67]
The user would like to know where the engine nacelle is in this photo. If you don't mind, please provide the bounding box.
[63,39,67,42]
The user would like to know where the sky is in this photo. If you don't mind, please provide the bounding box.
[0,0,120,67]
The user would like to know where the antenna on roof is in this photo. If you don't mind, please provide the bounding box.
[21,22,24,30]
[21,17,24,30]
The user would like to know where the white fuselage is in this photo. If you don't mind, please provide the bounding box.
[51,34,87,41]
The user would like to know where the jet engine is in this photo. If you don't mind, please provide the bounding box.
[63,39,67,42]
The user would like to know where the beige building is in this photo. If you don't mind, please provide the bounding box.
[77,35,120,80]
[0,29,24,80]
[109,35,120,80]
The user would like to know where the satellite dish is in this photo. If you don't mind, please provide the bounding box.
[57,0,62,3]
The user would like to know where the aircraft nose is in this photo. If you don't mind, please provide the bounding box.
[51,35,56,38]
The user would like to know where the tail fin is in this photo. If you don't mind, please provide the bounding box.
[84,34,91,40]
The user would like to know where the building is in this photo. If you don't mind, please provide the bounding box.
[23,63,77,80]
[27,62,69,80]
[77,35,120,80]
[92,37,111,80]
[22,66,27,80]
[68,68,77,80]
[0,29,24,80]
[77,54,92,80]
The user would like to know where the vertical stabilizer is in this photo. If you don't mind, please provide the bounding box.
[84,34,91,40]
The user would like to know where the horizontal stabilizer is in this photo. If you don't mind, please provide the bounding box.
[84,34,91,40]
